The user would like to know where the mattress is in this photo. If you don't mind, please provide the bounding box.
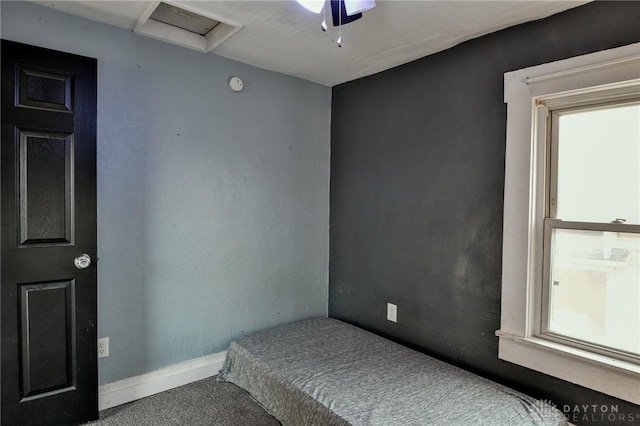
[218,318,566,426]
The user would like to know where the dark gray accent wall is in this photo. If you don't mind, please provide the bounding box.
[329,1,640,422]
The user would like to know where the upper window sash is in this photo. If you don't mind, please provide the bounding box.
[546,101,640,228]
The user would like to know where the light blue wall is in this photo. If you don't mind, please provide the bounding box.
[1,1,331,384]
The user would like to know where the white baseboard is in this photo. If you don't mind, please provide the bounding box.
[98,351,227,411]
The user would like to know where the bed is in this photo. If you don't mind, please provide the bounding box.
[218,318,567,425]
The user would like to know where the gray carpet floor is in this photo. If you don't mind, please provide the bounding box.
[85,376,280,426]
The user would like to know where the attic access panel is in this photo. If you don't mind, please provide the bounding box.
[134,1,242,53]
[149,3,220,36]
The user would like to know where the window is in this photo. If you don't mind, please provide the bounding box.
[497,42,640,405]
[543,100,640,362]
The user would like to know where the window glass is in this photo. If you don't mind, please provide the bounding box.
[556,104,640,224]
[548,228,640,356]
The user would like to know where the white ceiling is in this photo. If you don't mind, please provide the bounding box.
[31,1,589,86]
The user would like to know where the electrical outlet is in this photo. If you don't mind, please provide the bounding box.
[387,303,397,323]
[97,337,109,358]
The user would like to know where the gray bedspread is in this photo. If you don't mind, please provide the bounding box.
[218,318,566,426]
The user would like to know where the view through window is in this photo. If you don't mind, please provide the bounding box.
[544,103,640,359]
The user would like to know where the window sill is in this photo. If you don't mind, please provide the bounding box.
[496,330,640,404]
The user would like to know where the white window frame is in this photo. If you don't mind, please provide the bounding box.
[497,42,640,405]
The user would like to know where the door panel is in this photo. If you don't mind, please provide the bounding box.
[20,280,75,399]
[17,65,73,112]
[19,131,74,246]
[1,40,97,426]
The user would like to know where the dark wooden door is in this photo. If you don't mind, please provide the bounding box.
[1,40,98,425]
